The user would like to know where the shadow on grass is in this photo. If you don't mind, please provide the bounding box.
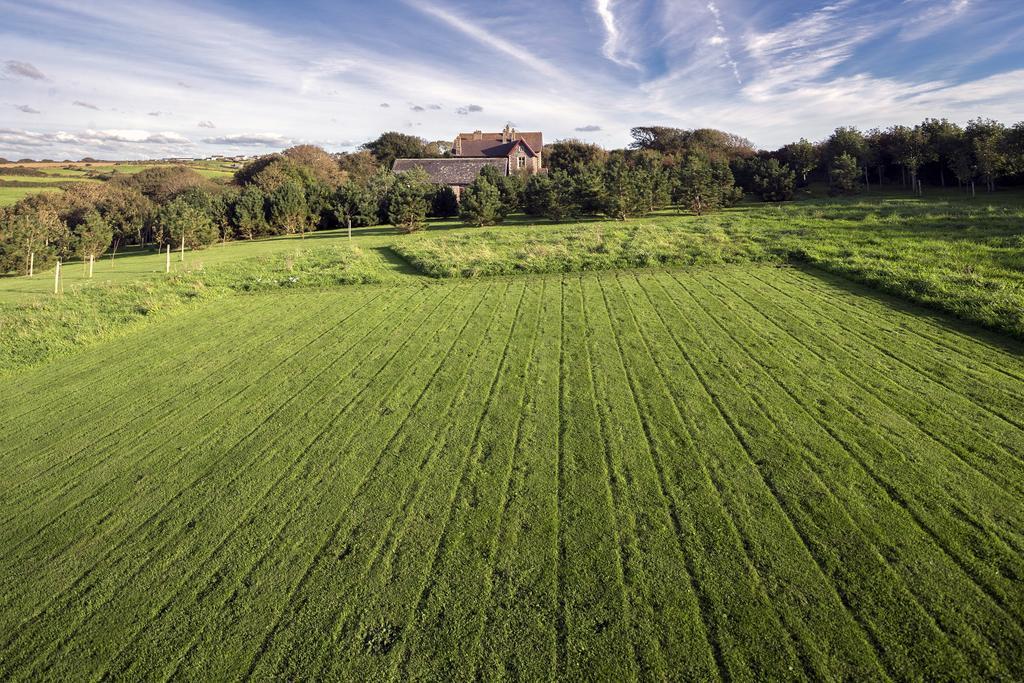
[795,263,1024,355]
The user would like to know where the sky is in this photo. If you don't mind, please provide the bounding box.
[1,0,1023,160]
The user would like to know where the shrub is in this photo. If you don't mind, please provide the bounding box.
[750,158,796,202]
[460,176,503,226]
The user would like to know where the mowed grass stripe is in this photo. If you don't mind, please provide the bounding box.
[38,283,469,680]
[98,283,491,680]
[140,282,479,681]
[359,280,536,681]
[0,286,440,678]
[0,289,383,544]
[670,270,1020,679]
[621,272,887,679]
[762,268,1024,429]
[715,270,1024,505]
[651,270,973,679]
[240,281,500,680]
[329,280,528,680]
[0,290,363,492]
[476,275,562,680]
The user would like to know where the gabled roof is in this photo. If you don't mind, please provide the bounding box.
[457,138,537,159]
[455,131,543,153]
[392,157,507,185]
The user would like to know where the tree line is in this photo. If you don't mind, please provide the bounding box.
[2,118,1023,275]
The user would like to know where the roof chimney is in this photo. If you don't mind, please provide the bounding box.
[473,130,483,140]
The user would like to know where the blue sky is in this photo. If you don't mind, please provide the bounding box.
[2,0,1023,159]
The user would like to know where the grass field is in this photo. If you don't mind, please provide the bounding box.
[0,160,236,206]
[1,266,1023,679]
[2,187,1024,678]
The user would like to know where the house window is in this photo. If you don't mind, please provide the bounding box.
[518,156,526,169]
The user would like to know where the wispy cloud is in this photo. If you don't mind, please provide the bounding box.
[705,2,741,84]
[197,120,216,128]
[899,0,970,41]
[3,60,47,80]
[406,0,567,82]
[73,100,100,110]
[575,124,602,132]
[14,104,41,114]
[593,0,639,70]
[456,104,483,115]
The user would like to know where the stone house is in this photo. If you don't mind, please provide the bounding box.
[392,125,544,199]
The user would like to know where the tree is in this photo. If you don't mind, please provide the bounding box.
[120,165,206,203]
[829,153,861,195]
[824,127,868,187]
[920,118,963,187]
[479,165,522,216]
[332,182,379,237]
[544,139,608,173]
[965,118,1007,192]
[673,155,738,215]
[780,139,818,185]
[337,150,382,185]
[630,126,755,164]
[269,179,309,236]
[233,186,268,239]
[73,210,113,276]
[361,132,428,168]
[157,198,218,252]
[750,158,796,201]
[523,174,553,218]
[282,144,343,188]
[387,168,431,233]
[601,154,653,219]
[460,175,503,226]
[429,185,459,218]
[1004,122,1024,177]
[0,202,67,275]
[888,125,930,191]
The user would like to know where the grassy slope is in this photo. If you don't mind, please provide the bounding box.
[0,266,1022,680]
[393,189,1024,338]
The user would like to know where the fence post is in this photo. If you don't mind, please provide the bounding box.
[29,252,34,277]
[54,259,60,294]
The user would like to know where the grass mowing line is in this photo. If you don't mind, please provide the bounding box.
[329,281,525,680]
[475,275,561,680]
[588,274,726,680]
[611,272,818,679]
[377,281,539,680]
[650,271,963,679]
[620,273,885,679]
[714,271,1024,499]
[0,292,365,535]
[305,280,516,679]
[0,290,414,678]
[0,290,371,542]
[789,267,1024,385]
[0,297,269,462]
[573,274,641,677]
[460,279,547,678]
[684,272,1024,676]
[551,276,639,678]
[0,298,262,433]
[669,271,996,678]
[0,292,340,489]
[241,281,491,680]
[555,276,568,677]
[690,274,1024,621]
[757,269,1024,431]
[91,289,442,682]
[148,284,469,682]
[25,284,460,680]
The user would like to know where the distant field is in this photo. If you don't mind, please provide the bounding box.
[0,160,236,206]
[1,267,1022,679]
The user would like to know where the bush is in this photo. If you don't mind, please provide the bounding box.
[429,185,459,218]
[387,168,431,233]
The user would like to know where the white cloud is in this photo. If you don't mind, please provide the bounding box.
[3,60,47,80]
[201,133,293,147]
[197,120,216,128]
[593,0,639,70]
[14,104,41,114]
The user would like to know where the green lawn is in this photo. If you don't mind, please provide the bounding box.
[1,266,1022,679]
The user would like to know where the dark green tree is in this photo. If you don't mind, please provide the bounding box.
[829,153,861,195]
[387,168,431,233]
[460,175,503,226]
[750,158,796,201]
